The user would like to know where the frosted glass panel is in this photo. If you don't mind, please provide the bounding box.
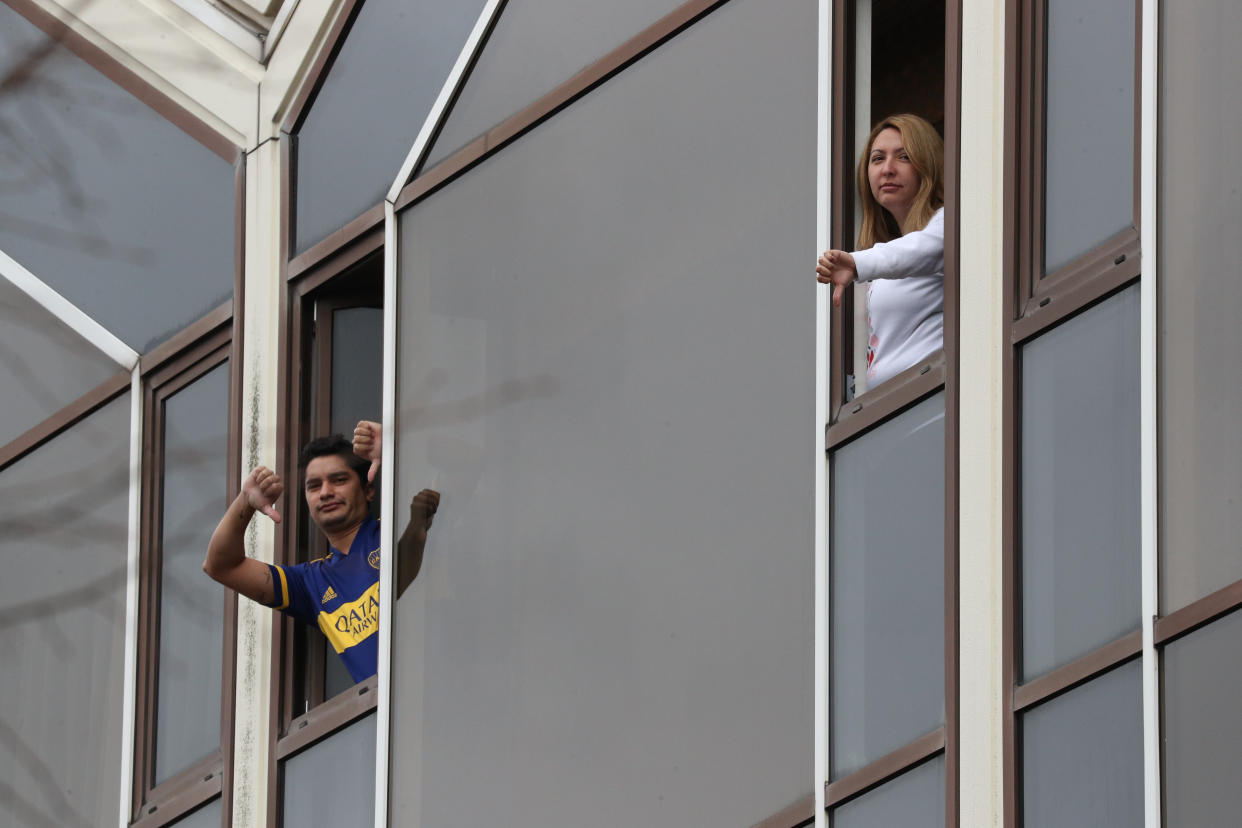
[0,3,236,352]
[1165,609,1242,827]
[0,277,122,447]
[293,0,488,253]
[1022,661,1143,827]
[831,756,944,828]
[1159,0,1242,612]
[392,0,816,825]
[1042,0,1135,273]
[329,307,384,436]
[423,0,687,169]
[155,363,229,784]
[1020,286,1140,680]
[0,395,130,828]
[283,714,376,825]
[830,394,945,779]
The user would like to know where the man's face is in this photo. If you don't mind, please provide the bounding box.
[303,454,373,534]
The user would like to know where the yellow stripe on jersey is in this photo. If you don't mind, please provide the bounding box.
[317,581,380,654]
[274,565,290,611]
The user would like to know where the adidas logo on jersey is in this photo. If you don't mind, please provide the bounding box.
[321,585,338,604]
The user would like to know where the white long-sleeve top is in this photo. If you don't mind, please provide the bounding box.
[852,207,944,387]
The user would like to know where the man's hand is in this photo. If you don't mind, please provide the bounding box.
[816,249,858,308]
[242,466,283,523]
[353,420,382,483]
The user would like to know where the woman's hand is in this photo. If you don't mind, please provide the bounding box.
[816,250,858,307]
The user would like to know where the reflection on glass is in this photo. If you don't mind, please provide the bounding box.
[390,0,817,824]
[0,394,130,828]
[0,278,122,448]
[424,0,687,169]
[294,0,488,253]
[1158,0,1242,613]
[1020,286,1140,680]
[155,363,229,784]
[283,713,376,824]
[831,755,944,828]
[1021,661,1142,827]
[0,3,235,352]
[1042,0,1134,273]
[831,393,945,779]
[1164,608,1242,826]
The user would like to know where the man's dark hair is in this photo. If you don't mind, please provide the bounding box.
[298,434,371,486]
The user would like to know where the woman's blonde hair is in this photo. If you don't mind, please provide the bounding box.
[856,113,944,250]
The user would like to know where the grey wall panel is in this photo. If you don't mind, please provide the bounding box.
[1021,661,1143,828]
[0,277,122,448]
[830,394,945,779]
[155,363,229,784]
[293,0,488,253]
[282,713,376,825]
[1164,609,1242,827]
[391,0,816,824]
[831,756,944,828]
[1158,0,1242,613]
[330,306,384,436]
[0,394,130,828]
[422,0,688,169]
[1020,286,1140,680]
[1042,0,1135,273]
[0,4,236,353]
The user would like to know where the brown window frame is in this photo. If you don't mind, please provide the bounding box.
[268,221,384,826]
[821,0,961,822]
[131,315,241,828]
[1001,0,1144,824]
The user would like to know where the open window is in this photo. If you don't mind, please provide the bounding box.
[272,235,382,825]
[825,0,959,823]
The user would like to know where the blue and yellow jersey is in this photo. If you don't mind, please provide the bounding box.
[264,517,382,684]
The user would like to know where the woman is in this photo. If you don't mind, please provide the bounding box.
[816,114,944,388]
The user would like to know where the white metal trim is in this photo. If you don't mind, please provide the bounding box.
[385,0,506,203]
[263,0,303,61]
[117,367,142,827]
[0,249,138,371]
[166,0,266,62]
[1139,0,1160,824]
[373,201,398,828]
[851,0,871,398]
[815,0,832,824]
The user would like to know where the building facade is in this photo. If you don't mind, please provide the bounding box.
[0,0,1238,825]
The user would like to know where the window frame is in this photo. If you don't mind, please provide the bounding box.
[1001,0,1145,823]
[131,318,240,828]
[267,228,384,827]
[819,0,962,821]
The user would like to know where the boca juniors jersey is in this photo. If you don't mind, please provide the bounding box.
[264,517,382,683]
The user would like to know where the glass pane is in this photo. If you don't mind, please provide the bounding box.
[283,713,376,825]
[0,394,130,828]
[170,797,221,827]
[831,755,945,828]
[155,362,229,784]
[830,394,945,779]
[1042,0,1135,273]
[1020,286,1140,680]
[1164,608,1242,827]
[0,4,236,353]
[392,0,816,824]
[329,306,384,436]
[293,0,488,253]
[0,276,122,447]
[1159,0,1242,612]
[1021,660,1142,827]
[422,0,688,170]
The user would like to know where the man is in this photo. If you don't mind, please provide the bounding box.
[203,422,435,683]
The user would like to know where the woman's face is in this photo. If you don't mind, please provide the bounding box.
[867,127,920,227]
